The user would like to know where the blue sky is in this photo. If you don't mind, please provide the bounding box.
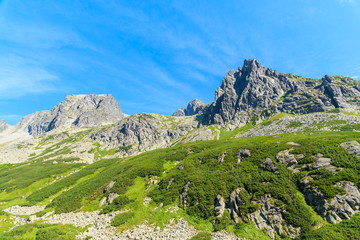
[0,0,360,124]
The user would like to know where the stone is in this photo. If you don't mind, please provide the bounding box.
[214,194,225,217]
[180,181,190,209]
[186,99,206,116]
[172,108,186,117]
[237,148,251,163]
[218,152,227,164]
[276,148,304,169]
[167,178,175,190]
[261,158,278,173]
[248,195,301,239]
[340,141,360,158]
[104,181,116,193]
[301,178,360,224]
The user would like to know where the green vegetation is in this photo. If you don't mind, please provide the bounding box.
[100,195,134,214]
[0,223,83,239]
[326,108,341,113]
[299,212,360,239]
[111,212,135,226]
[286,121,303,128]
[0,161,83,193]
[313,119,346,129]
[26,159,116,204]
[1,127,360,238]
[190,232,212,240]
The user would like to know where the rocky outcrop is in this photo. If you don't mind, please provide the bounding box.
[216,190,300,239]
[237,149,251,163]
[172,108,186,117]
[214,194,226,217]
[0,119,9,132]
[17,94,125,136]
[248,195,301,239]
[340,141,360,158]
[239,112,360,137]
[180,181,191,209]
[301,178,360,224]
[312,153,337,172]
[91,113,198,153]
[260,158,278,173]
[175,59,360,127]
[218,151,227,164]
[173,99,206,116]
[276,148,304,169]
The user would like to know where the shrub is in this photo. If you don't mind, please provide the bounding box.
[111,212,135,226]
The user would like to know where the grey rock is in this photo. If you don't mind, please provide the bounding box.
[237,148,251,163]
[0,119,9,132]
[276,148,304,168]
[248,194,301,239]
[218,152,227,164]
[312,153,332,169]
[91,113,197,155]
[104,181,116,193]
[172,99,206,117]
[301,178,360,224]
[214,194,225,217]
[340,141,360,158]
[186,99,206,116]
[106,193,119,205]
[180,181,190,209]
[261,158,278,173]
[174,59,360,127]
[166,178,174,190]
[17,94,125,136]
[172,108,186,117]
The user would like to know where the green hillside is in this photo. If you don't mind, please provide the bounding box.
[1,128,360,239]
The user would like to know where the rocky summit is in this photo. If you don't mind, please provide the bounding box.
[175,59,360,127]
[1,60,360,240]
[17,94,125,137]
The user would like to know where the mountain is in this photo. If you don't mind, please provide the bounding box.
[18,94,125,137]
[0,119,9,132]
[175,59,360,126]
[1,60,360,240]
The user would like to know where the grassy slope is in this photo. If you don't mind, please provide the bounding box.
[0,129,360,239]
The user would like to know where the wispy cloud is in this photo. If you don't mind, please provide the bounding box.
[0,114,23,124]
[0,55,61,98]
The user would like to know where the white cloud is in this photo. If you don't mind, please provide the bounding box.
[0,55,61,98]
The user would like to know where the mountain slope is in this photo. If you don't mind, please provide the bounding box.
[1,59,360,239]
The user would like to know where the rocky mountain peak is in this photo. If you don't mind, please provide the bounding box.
[18,94,125,137]
[0,119,8,132]
[172,99,206,116]
[174,59,360,127]
[241,59,266,77]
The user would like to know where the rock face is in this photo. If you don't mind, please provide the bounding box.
[340,141,360,158]
[17,94,125,136]
[260,158,278,173]
[217,190,300,239]
[0,119,9,132]
[301,179,360,224]
[276,148,304,169]
[91,113,198,153]
[175,59,360,127]
[248,195,300,239]
[173,99,206,116]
